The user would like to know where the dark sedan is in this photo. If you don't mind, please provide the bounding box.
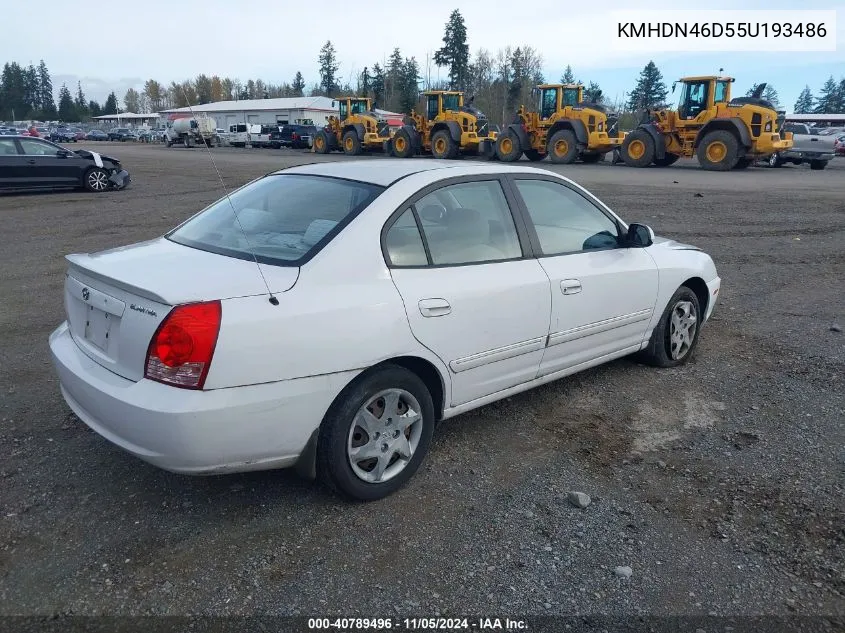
[0,136,130,193]
[50,128,78,143]
[86,129,108,141]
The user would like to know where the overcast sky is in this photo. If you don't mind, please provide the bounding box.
[5,0,844,111]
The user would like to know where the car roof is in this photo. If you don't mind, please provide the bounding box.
[277,159,555,187]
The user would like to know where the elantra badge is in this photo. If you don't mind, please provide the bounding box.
[82,287,90,301]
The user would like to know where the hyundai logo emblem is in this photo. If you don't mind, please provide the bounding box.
[82,287,90,301]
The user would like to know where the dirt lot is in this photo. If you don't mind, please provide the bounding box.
[1,143,843,622]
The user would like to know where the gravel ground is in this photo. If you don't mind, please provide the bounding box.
[0,143,843,624]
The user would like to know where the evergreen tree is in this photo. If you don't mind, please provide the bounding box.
[371,63,385,106]
[88,100,101,118]
[292,71,305,97]
[814,76,840,113]
[793,86,814,113]
[318,41,339,96]
[1,62,27,120]
[584,81,603,103]
[763,85,779,110]
[103,91,118,115]
[57,83,75,121]
[37,60,56,119]
[399,57,420,113]
[838,79,845,112]
[74,81,88,119]
[627,61,668,111]
[359,66,371,98]
[560,65,576,84]
[24,64,39,115]
[434,9,470,91]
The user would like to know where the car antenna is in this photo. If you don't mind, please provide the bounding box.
[178,87,279,306]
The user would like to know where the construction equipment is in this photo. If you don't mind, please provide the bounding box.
[388,91,496,159]
[620,76,793,170]
[313,97,392,155]
[496,84,624,163]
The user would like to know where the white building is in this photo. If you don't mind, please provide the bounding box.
[160,96,337,130]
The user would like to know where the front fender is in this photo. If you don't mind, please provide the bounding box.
[695,119,751,148]
[638,123,666,159]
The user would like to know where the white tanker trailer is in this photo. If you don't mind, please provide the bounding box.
[164,116,218,147]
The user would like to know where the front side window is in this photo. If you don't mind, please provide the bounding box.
[714,80,729,103]
[0,138,18,155]
[442,94,460,112]
[540,89,557,119]
[351,101,366,114]
[338,101,348,120]
[679,81,709,118]
[413,180,522,265]
[19,138,61,155]
[426,95,439,120]
[562,88,579,107]
[514,179,619,255]
[168,175,384,266]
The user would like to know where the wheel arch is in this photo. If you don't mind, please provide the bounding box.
[432,120,462,143]
[695,119,750,149]
[681,276,709,318]
[505,123,530,150]
[295,354,449,481]
[635,123,666,159]
[343,123,366,141]
[549,119,588,145]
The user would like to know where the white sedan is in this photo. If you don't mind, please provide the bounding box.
[49,160,721,500]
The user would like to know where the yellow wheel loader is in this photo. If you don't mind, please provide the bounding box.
[313,97,392,155]
[621,76,793,171]
[388,91,497,159]
[495,84,624,164]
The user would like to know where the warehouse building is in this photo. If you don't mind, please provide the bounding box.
[160,96,337,130]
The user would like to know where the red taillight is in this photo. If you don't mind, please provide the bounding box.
[144,301,221,390]
[292,132,299,140]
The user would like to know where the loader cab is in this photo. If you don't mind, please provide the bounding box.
[676,76,734,120]
[562,85,582,107]
[337,98,371,121]
[423,92,463,120]
[536,84,583,120]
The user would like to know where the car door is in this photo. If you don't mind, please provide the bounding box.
[384,177,552,407]
[0,138,25,189]
[18,138,86,187]
[508,176,659,377]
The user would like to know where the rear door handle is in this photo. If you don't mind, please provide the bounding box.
[26,159,36,164]
[560,279,582,295]
[419,298,451,317]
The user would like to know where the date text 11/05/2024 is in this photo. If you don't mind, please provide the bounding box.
[307,617,528,630]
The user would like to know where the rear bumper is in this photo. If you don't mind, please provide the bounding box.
[49,322,357,475]
[781,150,834,161]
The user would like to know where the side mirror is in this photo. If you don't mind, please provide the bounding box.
[56,149,73,158]
[331,100,336,108]
[626,223,654,247]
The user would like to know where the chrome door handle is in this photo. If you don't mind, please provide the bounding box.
[419,298,451,317]
[560,279,582,295]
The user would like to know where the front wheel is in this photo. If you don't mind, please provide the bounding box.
[392,128,415,158]
[621,129,656,167]
[547,129,578,164]
[317,364,435,501]
[495,129,523,162]
[768,152,782,168]
[696,130,739,171]
[342,130,362,156]
[637,286,702,368]
[431,130,458,159]
[314,130,331,154]
[84,167,110,193]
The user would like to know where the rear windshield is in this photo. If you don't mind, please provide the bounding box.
[167,174,384,266]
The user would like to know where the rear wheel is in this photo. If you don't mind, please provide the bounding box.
[314,130,331,154]
[547,129,578,164]
[653,153,680,167]
[343,130,362,156]
[431,130,457,159]
[495,129,523,162]
[317,364,435,501]
[392,128,415,158]
[696,130,739,171]
[637,286,701,368]
[810,159,827,170]
[621,129,656,167]
[84,167,110,193]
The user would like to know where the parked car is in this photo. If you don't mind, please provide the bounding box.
[47,160,720,500]
[270,124,318,149]
[135,129,153,142]
[108,127,135,142]
[0,135,130,193]
[834,134,845,157]
[71,128,86,141]
[86,129,109,141]
[50,127,77,143]
[769,123,836,169]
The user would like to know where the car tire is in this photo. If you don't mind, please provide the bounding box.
[547,129,579,164]
[768,152,782,168]
[696,130,739,171]
[317,364,435,501]
[431,130,458,159]
[495,129,523,162]
[637,286,702,368]
[809,160,827,170]
[84,167,110,193]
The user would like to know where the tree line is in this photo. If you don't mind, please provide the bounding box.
[4,10,844,124]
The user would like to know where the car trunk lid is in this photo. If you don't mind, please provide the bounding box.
[64,237,298,381]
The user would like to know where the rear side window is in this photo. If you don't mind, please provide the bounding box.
[384,209,427,266]
[0,139,17,155]
[168,175,384,266]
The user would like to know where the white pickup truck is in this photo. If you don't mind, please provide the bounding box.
[769,123,836,170]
